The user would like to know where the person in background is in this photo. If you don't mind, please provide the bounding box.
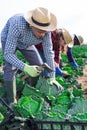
[35,29,84,76]
[35,28,72,76]
[1,7,63,105]
[66,34,84,68]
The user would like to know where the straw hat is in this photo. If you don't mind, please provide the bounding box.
[60,28,73,54]
[77,35,84,44]
[73,34,84,45]
[62,28,73,44]
[24,7,57,31]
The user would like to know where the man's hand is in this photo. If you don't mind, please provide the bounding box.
[48,78,64,92]
[24,64,42,77]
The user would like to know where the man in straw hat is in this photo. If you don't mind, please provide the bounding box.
[1,7,63,105]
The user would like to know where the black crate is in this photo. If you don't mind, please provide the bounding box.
[0,97,87,130]
[30,120,87,130]
[0,97,14,127]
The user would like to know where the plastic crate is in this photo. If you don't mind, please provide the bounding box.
[30,120,87,130]
[0,97,14,127]
[0,97,87,130]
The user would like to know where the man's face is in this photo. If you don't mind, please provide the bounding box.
[31,26,47,38]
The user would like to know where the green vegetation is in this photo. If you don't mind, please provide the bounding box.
[0,44,87,129]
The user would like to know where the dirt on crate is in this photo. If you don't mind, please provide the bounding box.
[77,65,87,98]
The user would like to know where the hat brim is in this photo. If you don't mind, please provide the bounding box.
[68,41,74,48]
[24,10,57,31]
[62,28,73,45]
[77,35,84,45]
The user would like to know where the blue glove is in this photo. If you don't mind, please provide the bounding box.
[71,61,78,68]
[56,67,62,76]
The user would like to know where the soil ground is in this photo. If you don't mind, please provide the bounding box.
[77,65,87,97]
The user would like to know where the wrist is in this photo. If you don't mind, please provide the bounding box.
[24,64,30,71]
[48,78,55,82]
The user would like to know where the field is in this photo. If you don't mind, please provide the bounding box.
[0,44,87,130]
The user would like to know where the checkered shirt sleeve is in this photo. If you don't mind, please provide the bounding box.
[1,14,55,77]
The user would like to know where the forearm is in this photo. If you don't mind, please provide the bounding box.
[43,45,55,78]
[45,51,55,78]
[43,33,55,78]
[67,47,75,62]
[4,53,25,71]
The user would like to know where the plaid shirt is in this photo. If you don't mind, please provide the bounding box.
[35,31,61,64]
[1,14,55,77]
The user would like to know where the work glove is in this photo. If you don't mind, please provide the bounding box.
[48,78,64,92]
[56,67,70,78]
[62,71,70,78]
[55,67,63,76]
[24,64,42,77]
[71,61,78,68]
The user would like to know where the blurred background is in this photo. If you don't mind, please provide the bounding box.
[0,0,87,48]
